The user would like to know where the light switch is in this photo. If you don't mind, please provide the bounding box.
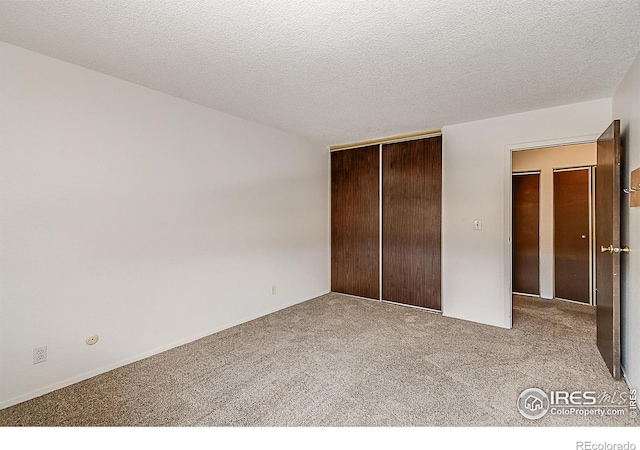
[474,219,482,231]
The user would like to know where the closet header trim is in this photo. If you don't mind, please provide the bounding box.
[329,129,442,152]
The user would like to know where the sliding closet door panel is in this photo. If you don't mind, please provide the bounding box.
[512,173,540,295]
[331,146,380,299]
[554,169,590,303]
[382,137,442,310]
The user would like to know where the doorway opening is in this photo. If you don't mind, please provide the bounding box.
[511,144,599,343]
[506,122,623,380]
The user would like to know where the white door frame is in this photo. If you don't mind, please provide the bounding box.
[503,133,600,328]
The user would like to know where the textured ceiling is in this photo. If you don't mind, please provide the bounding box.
[1,1,640,146]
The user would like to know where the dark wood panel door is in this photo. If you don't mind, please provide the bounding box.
[512,173,540,295]
[554,169,591,303]
[596,120,622,379]
[331,146,380,299]
[382,137,441,310]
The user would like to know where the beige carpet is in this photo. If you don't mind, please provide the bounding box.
[0,293,636,426]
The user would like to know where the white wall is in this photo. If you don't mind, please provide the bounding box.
[512,144,597,299]
[0,42,329,408]
[442,99,612,328]
[613,50,640,390]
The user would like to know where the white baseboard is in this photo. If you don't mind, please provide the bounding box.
[442,311,511,329]
[0,290,329,410]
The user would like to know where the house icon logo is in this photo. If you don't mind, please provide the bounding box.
[517,388,550,420]
[525,395,543,411]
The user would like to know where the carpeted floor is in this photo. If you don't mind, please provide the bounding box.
[0,293,636,426]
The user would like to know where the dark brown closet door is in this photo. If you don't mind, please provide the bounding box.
[331,146,380,299]
[512,173,540,295]
[382,137,441,310]
[554,169,590,303]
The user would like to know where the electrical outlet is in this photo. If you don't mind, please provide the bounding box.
[33,346,47,364]
[271,285,277,295]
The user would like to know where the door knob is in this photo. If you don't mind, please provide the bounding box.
[581,235,587,239]
[601,245,630,253]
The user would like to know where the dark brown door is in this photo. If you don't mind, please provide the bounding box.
[554,169,591,303]
[512,173,540,295]
[382,137,441,310]
[331,145,380,299]
[596,120,622,379]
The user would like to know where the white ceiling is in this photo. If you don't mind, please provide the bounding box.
[1,1,640,146]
